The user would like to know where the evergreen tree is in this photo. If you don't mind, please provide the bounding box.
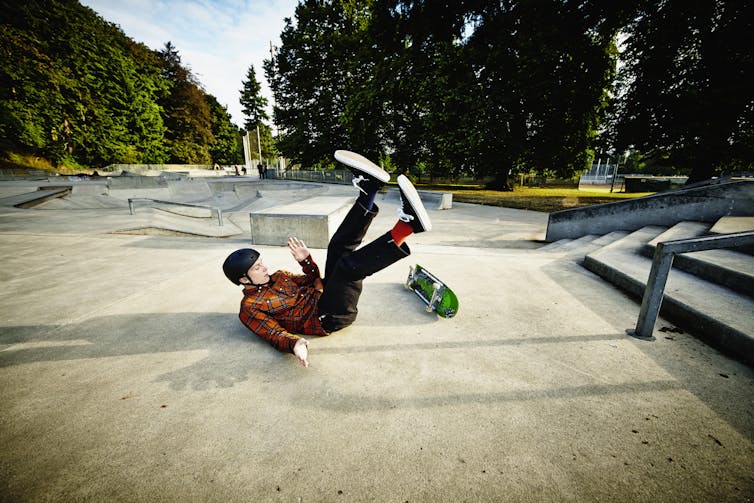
[239,64,277,160]
[239,65,268,131]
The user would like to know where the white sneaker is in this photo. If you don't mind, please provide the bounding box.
[334,150,390,187]
[397,175,432,233]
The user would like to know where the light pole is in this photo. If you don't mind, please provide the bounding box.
[256,125,262,165]
[269,41,285,172]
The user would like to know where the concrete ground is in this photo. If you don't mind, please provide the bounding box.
[0,177,752,502]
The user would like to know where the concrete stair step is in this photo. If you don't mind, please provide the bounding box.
[584,234,754,366]
[538,238,573,251]
[642,221,754,298]
[590,225,668,254]
[539,232,629,260]
[552,234,599,251]
[711,216,754,234]
[646,221,711,247]
[590,230,631,247]
[711,216,754,255]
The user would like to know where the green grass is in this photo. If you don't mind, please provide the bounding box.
[415,183,653,213]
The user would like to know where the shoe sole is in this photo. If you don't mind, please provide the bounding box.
[397,175,432,232]
[334,150,390,183]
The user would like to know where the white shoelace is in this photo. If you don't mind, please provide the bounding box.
[397,205,414,223]
[351,175,368,195]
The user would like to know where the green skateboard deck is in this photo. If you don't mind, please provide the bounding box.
[405,264,459,318]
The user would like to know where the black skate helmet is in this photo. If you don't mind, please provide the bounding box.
[223,248,260,285]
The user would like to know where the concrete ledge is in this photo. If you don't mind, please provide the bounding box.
[0,187,71,208]
[382,187,452,209]
[546,179,754,241]
[249,196,355,248]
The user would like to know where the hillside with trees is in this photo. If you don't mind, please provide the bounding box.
[0,0,242,170]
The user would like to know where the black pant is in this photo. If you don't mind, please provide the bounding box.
[317,202,410,332]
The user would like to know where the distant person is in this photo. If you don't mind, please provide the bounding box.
[241,166,247,175]
[257,162,264,179]
[222,150,432,367]
[234,165,239,176]
[263,164,269,179]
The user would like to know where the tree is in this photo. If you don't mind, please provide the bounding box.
[206,95,242,165]
[239,65,268,131]
[611,0,754,182]
[265,0,619,185]
[367,0,477,179]
[0,0,170,166]
[464,0,619,189]
[157,42,214,163]
[265,0,359,168]
[240,64,278,160]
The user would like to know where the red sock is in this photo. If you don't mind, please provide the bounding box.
[390,220,414,246]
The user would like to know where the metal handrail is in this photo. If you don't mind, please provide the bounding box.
[628,230,754,340]
[128,197,223,226]
[274,169,354,185]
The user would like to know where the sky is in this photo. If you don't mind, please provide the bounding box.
[79,0,300,127]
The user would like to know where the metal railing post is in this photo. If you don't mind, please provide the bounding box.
[628,243,674,340]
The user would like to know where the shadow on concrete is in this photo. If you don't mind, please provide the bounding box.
[316,332,627,354]
[0,313,279,391]
[539,260,754,442]
[296,378,684,413]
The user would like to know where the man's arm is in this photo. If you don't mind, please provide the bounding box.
[240,306,300,354]
[288,236,309,261]
[288,237,322,287]
[292,338,309,367]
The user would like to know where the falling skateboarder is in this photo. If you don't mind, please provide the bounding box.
[222,150,432,367]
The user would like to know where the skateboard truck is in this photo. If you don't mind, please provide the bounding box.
[426,282,442,313]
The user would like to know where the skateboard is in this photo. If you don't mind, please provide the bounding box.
[405,264,459,318]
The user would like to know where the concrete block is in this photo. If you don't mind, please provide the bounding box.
[382,188,452,209]
[249,196,355,248]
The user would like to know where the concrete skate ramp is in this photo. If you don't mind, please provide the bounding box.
[37,195,128,210]
[167,179,213,201]
[118,180,339,237]
[107,176,171,201]
[32,182,126,210]
[114,212,243,237]
[206,180,335,212]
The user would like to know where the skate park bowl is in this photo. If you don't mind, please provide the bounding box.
[0,176,368,241]
[2,175,459,245]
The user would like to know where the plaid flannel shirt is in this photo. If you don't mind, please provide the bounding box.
[238,255,327,353]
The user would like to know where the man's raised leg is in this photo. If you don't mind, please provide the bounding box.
[317,174,432,332]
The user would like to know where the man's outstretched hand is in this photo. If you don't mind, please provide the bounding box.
[288,237,310,262]
[293,338,309,367]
